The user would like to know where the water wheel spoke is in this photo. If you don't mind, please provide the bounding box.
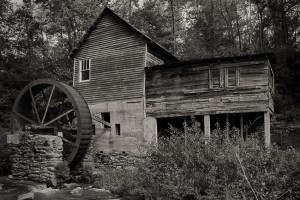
[57,97,66,123]
[42,86,55,124]
[12,110,36,125]
[65,114,72,127]
[61,137,79,148]
[44,109,74,126]
[29,85,41,124]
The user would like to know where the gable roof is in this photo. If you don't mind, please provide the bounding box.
[69,7,178,62]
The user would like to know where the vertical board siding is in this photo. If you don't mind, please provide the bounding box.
[146,60,272,117]
[73,12,146,104]
[146,51,164,67]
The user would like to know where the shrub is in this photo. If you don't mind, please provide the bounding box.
[96,118,300,199]
[0,129,11,175]
[55,161,70,186]
[81,163,94,183]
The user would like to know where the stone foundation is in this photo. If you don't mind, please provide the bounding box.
[94,151,136,169]
[7,132,63,182]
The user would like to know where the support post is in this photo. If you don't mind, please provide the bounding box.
[264,112,271,147]
[225,114,229,139]
[240,113,244,140]
[204,115,211,141]
[184,116,187,148]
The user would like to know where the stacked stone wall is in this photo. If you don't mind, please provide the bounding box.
[93,152,136,169]
[7,132,63,182]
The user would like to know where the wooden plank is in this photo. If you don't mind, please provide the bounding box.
[204,115,210,139]
[264,112,271,147]
[29,85,41,124]
[225,114,229,139]
[73,12,151,103]
[92,115,111,127]
[145,59,271,117]
[240,113,244,140]
[42,86,55,124]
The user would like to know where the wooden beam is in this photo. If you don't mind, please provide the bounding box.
[12,110,36,125]
[44,109,74,126]
[226,114,229,139]
[240,113,244,140]
[264,112,271,147]
[92,115,111,127]
[184,116,187,147]
[42,86,55,124]
[29,85,41,124]
[204,115,210,140]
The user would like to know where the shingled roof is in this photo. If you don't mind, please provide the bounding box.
[69,7,178,62]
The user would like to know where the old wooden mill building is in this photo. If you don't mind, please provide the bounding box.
[69,7,275,154]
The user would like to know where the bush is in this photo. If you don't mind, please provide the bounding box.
[0,129,11,175]
[55,161,70,186]
[81,163,94,183]
[96,119,300,200]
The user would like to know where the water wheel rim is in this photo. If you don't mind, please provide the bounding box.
[11,78,93,167]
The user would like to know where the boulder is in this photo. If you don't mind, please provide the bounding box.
[46,178,57,188]
[70,187,83,195]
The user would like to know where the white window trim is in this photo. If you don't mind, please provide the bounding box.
[79,59,91,82]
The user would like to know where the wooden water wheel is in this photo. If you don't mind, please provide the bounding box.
[10,79,93,168]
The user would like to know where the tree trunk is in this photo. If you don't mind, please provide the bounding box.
[169,0,176,53]
[234,1,242,53]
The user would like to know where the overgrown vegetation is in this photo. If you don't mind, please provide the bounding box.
[94,119,300,199]
[0,129,11,175]
[81,163,95,183]
[55,161,70,186]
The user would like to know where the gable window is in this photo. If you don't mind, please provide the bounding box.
[79,59,91,82]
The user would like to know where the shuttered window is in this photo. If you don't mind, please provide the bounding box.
[79,59,91,82]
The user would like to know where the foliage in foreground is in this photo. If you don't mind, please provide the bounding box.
[55,161,70,186]
[95,120,300,200]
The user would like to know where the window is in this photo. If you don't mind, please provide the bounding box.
[101,113,110,128]
[115,124,120,135]
[227,68,238,87]
[211,69,220,88]
[210,69,224,88]
[209,67,239,89]
[79,59,91,81]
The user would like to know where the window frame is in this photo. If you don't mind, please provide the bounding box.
[79,59,91,82]
[209,67,239,89]
[225,67,239,88]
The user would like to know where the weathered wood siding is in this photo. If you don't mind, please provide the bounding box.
[73,12,146,104]
[146,51,164,67]
[146,59,273,117]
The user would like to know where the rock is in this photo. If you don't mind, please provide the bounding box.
[70,187,83,195]
[18,192,34,200]
[7,175,13,179]
[46,178,57,188]
[0,184,2,190]
[90,188,109,192]
[63,183,77,189]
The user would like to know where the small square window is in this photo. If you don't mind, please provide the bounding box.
[79,59,91,82]
[101,113,110,128]
[115,124,120,135]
